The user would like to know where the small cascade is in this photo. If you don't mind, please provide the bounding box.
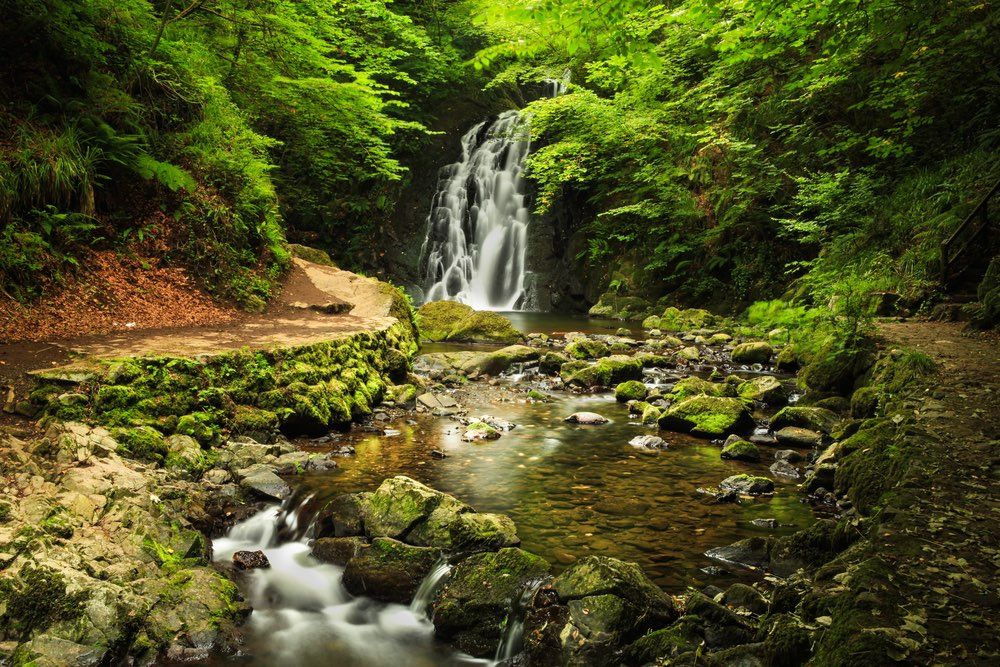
[212,504,486,666]
[419,74,569,311]
[409,557,452,617]
[494,579,546,662]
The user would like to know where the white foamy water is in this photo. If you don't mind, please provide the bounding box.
[213,505,488,666]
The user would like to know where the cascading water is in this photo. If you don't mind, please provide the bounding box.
[418,112,532,310]
[418,76,568,311]
[212,502,485,666]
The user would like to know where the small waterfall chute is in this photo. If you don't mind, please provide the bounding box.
[409,557,453,618]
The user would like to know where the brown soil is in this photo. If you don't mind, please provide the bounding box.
[872,320,999,664]
[0,251,243,344]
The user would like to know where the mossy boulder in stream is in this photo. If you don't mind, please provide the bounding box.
[561,355,643,388]
[552,556,678,663]
[737,376,788,405]
[565,338,610,360]
[731,341,773,364]
[614,380,648,402]
[720,439,760,462]
[432,547,551,657]
[417,301,523,343]
[670,377,734,400]
[623,615,704,664]
[358,476,447,539]
[770,406,841,434]
[342,538,441,604]
[658,396,752,437]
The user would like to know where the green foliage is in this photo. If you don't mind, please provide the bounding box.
[472,0,1000,306]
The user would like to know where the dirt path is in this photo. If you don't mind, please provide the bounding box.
[873,321,999,664]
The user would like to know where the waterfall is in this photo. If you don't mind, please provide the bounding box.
[419,112,532,310]
[419,74,569,311]
[409,557,452,617]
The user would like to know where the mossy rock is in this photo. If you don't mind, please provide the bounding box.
[460,345,539,375]
[655,306,716,331]
[659,396,752,437]
[623,616,703,664]
[342,537,441,604]
[720,439,760,462]
[113,425,168,464]
[230,405,278,439]
[615,380,648,402]
[850,385,880,418]
[799,344,874,394]
[562,355,643,388]
[358,476,449,539]
[677,345,701,361]
[288,242,336,266]
[719,473,774,495]
[539,351,570,375]
[565,338,610,360]
[432,548,551,657]
[775,345,801,371]
[671,377,733,400]
[737,376,788,405]
[770,406,841,434]
[588,293,656,320]
[417,301,522,343]
[731,341,773,364]
[761,613,812,666]
[834,420,905,515]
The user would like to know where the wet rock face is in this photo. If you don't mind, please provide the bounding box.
[342,538,441,604]
[432,548,551,657]
[232,550,270,570]
[311,537,366,566]
[550,556,678,663]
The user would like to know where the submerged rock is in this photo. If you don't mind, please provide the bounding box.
[628,435,668,450]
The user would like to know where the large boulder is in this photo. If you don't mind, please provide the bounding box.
[552,556,678,663]
[408,499,519,552]
[658,396,752,437]
[565,338,610,360]
[433,548,551,656]
[731,341,773,364]
[342,538,441,604]
[358,476,448,539]
[417,301,522,343]
[645,307,717,332]
[670,377,734,400]
[770,406,841,434]
[313,493,364,538]
[736,376,788,405]
[561,355,643,388]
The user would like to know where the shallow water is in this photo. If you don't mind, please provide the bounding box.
[296,384,813,591]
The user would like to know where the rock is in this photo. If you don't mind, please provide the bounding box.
[774,449,803,463]
[803,463,837,493]
[553,556,678,662]
[774,426,822,447]
[720,439,760,462]
[736,376,787,405]
[623,616,704,664]
[614,380,648,402]
[770,460,801,480]
[628,435,668,450]
[775,345,800,371]
[474,415,516,431]
[685,591,755,648]
[750,518,779,529]
[417,301,523,343]
[566,338,611,360]
[416,393,458,411]
[238,467,291,500]
[312,536,367,565]
[648,328,663,338]
[658,396,752,437]
[433,548,551,657]
[770,406,841,434]
[409,504,520,552]
[670,376,733,400]
[342,538,441,604]
[538,352,570,375]
[677,345,701,361]
[705,536,773,570]
[202,468,232,485]
[731,341,773,364]
[462,421,501,441]
[561,355,643,388]
[749,432,779,447]
[565,411,609,425]
[461,345,539,375]
[588,293,656,320]
[232,550,270,570]
[314,493,365,538]
[358,476,447,539]
[719,474,774,495]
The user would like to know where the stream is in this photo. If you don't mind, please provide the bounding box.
[211,313,818,665]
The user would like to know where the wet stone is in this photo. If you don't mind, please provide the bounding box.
[564,411,609,425]
[233,550,270,570]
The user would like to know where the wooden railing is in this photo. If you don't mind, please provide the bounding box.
[941,177,1000,285]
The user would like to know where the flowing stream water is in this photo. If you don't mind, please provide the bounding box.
[213,314,818,664]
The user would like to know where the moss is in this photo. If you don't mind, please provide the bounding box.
[731,341,773,364]
[850,385,880,418]
[659,396,751,437]
[175,412,219,445]
[230,405,278,436]
[835,420,907,515]
[113,425,168,464]
[624,616,703,663]
[562,355,643,388]
[737,376,787,404]
[0,502,10,523]
[527,389,552,402]
[676,345,701,361]
[95,384,140,410]
[417,301,521,343]
[288,242,336,266]
[720,439,760,462]
[814,395,851,413]
[656,306,716,331]
[762,614,812,667]
[565,338,610,360]
[775,345,801,371]
[800,343,874,395]
[671,377,733,400]
[0,565,89,641]
[770,405,841,434]
[615,380,648,402]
